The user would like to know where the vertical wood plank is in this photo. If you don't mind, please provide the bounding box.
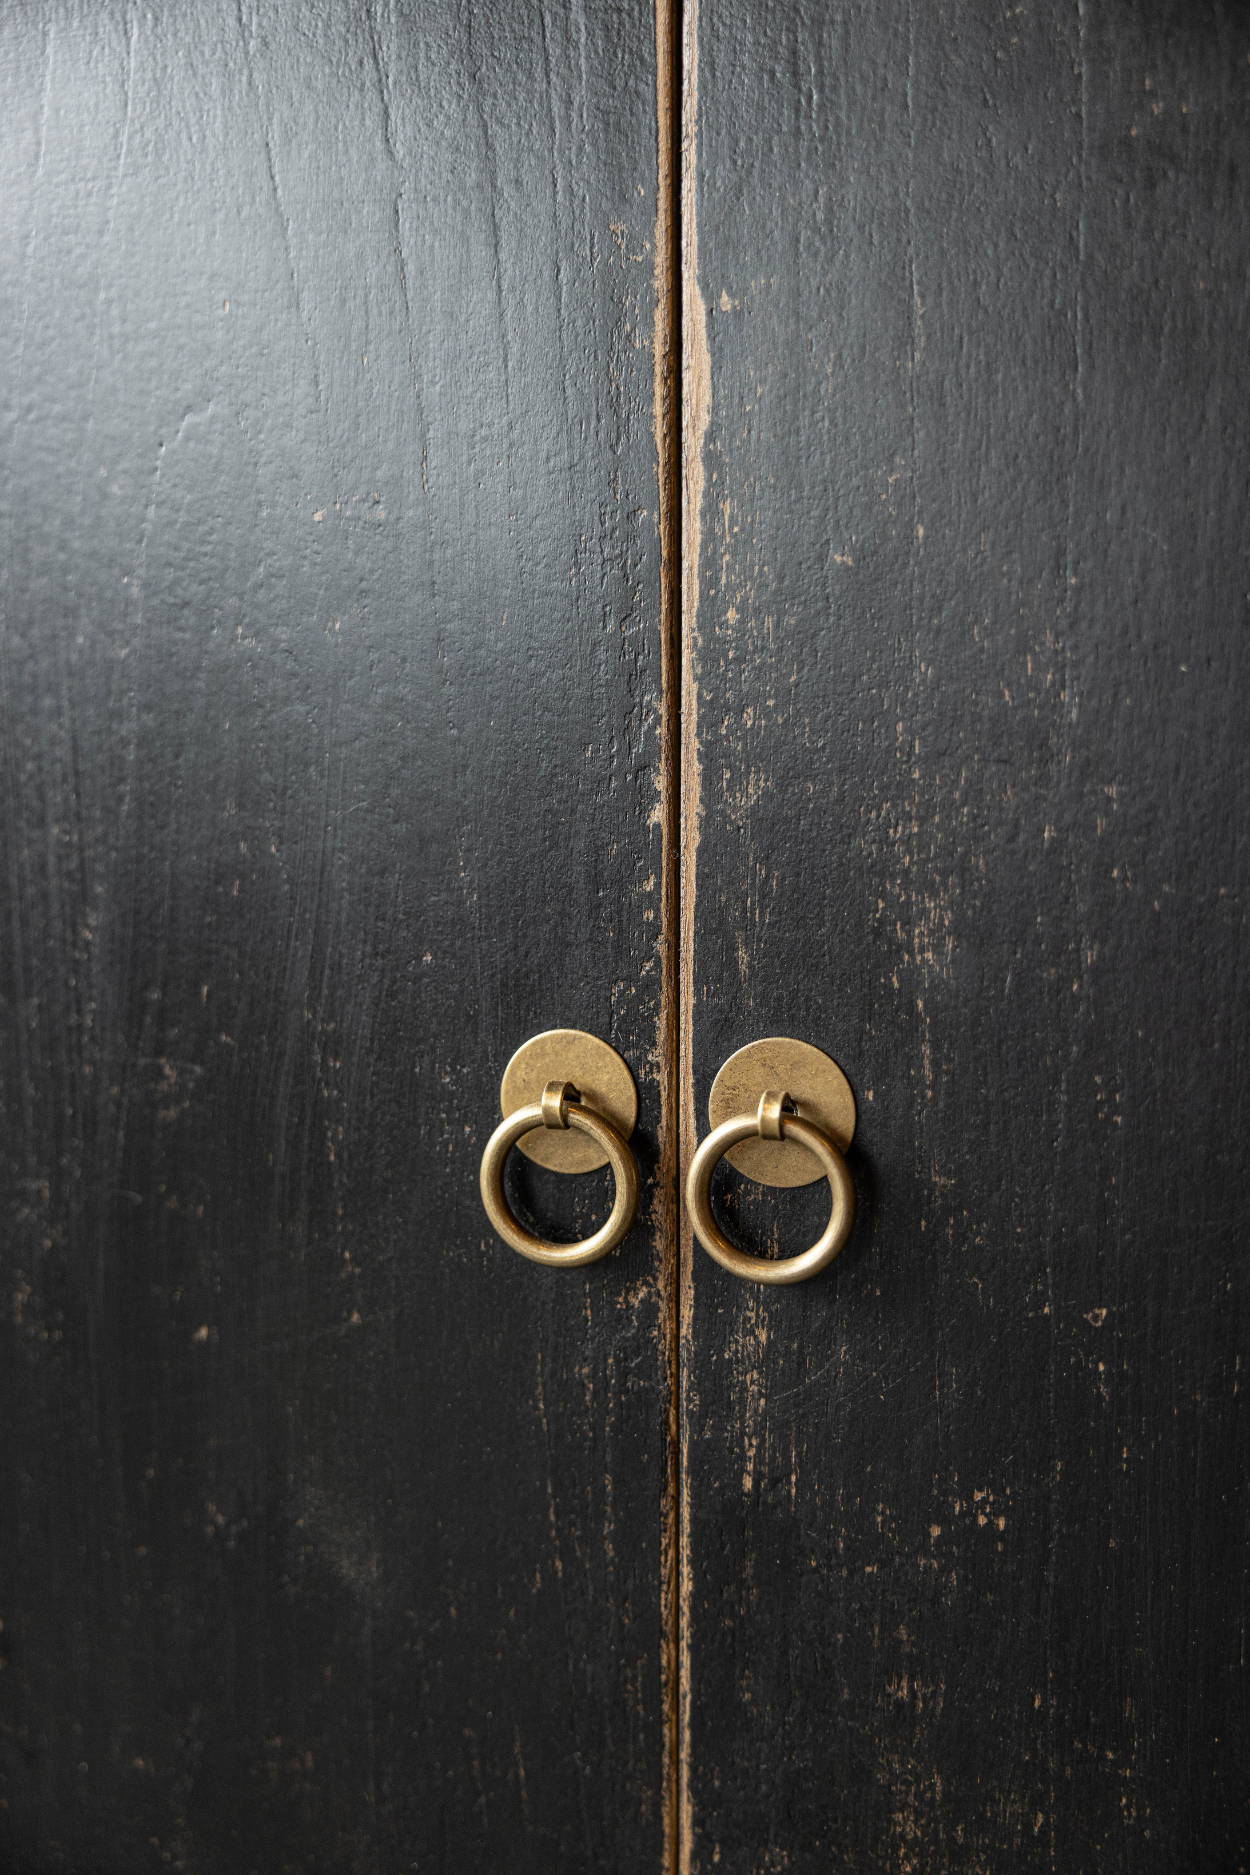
[684,2,1250,1868]
[0,4,670,1867]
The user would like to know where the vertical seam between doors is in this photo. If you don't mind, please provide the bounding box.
[678,4,708,1871]
[653,2,682,1870]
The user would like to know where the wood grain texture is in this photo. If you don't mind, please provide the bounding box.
[685,2,1250,1869]
[652,2,683,1865]
[0,4,669,1869]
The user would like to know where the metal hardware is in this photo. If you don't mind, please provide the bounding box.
[499,1027,638,1173]
[686,1089,855,1284]
[480,1036,640,1267]
[707,1036,855,1187]
[687,1040,857,1284]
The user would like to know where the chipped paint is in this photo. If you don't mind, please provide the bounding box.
[678,3,710,1869]
[653,1,682,1869]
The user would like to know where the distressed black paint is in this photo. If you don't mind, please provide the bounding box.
[0,5,667,1869]
[687,2,1249,1868]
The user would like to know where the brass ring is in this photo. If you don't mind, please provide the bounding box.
[480,1080,640,1267]
[686,1089,855,1285]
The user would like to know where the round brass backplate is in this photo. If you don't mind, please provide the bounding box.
[500,1029,638,1174]
[707,1037,855,1188]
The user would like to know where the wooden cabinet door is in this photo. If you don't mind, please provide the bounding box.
[6,4,1247,1871]
[0,6,672,1868]
[681,2,1249,1869]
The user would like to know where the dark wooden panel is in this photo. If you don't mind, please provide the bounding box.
[685,2,1249,1868]
[0,5,668,1869]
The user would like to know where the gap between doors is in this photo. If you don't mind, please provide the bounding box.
[654,3,706,1870]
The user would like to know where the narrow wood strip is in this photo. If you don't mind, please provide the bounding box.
[652,0,683,1868]
[678,2,709,1869]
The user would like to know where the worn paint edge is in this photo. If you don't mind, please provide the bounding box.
[678,1,708,1869]
[652,0,682,1869]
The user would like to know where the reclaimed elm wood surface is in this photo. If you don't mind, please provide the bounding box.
[0,5,671,1869]
[683,2,1249,1868]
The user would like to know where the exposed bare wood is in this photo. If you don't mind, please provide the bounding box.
[652,1,683,1869]
[678,2,709,1868]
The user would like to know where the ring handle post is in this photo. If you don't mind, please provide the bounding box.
[686,1083,856,1285]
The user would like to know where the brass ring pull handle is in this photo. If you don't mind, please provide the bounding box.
[686,1088,855,1285]
[480,1079,640,1267]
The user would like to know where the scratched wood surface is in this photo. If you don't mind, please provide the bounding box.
[684,2,1249,1868]
[0,5,669,1869]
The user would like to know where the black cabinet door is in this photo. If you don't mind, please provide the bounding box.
[682,3,1249,1869]
[0,6,671,1869]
